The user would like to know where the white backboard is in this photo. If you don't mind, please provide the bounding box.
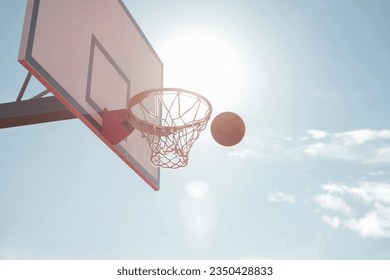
[19,0,163,190]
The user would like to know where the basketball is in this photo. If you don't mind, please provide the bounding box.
[210,112,245,146]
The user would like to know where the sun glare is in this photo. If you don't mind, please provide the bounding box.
[180,181,217,239]
[159,27,250,112]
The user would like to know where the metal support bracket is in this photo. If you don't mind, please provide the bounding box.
[101,108,134,144]
[0,96,76,128]
[16,72,32,101]
[0,72,76,129]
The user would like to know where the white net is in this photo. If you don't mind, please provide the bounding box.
[127,88,212,168]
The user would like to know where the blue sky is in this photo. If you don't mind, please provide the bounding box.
[1,0,390,259]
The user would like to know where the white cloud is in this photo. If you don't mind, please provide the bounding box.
[321,181,390,205]
[302,143,326,156]
[303,142,359,160]
[372,147,390,163]
[321,183,347,194]
[228,149,257,159]
[314,194,352,215]
[358,182,390,204]
[315,181,390,239]
[266,192,295,203]
[226,134,300,161]
[227,129,390,164]
[335,129,390,145]
[307,129,329,139]
[368,170,386,176]
[322,215,341,229]
[225,135,265,159]
[346,208,390,239]
[301,129,390,164]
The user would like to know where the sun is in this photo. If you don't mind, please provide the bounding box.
[158,26,249,112]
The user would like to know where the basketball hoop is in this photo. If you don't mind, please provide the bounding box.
[127,88,212,169]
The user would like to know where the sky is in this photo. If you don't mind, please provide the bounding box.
[1,0,390,259]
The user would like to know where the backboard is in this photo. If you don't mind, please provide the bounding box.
[18,0,163,190]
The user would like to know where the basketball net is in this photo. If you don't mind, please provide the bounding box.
[127,88,212,169]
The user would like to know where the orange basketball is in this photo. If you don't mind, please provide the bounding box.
[210,112,245,146]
